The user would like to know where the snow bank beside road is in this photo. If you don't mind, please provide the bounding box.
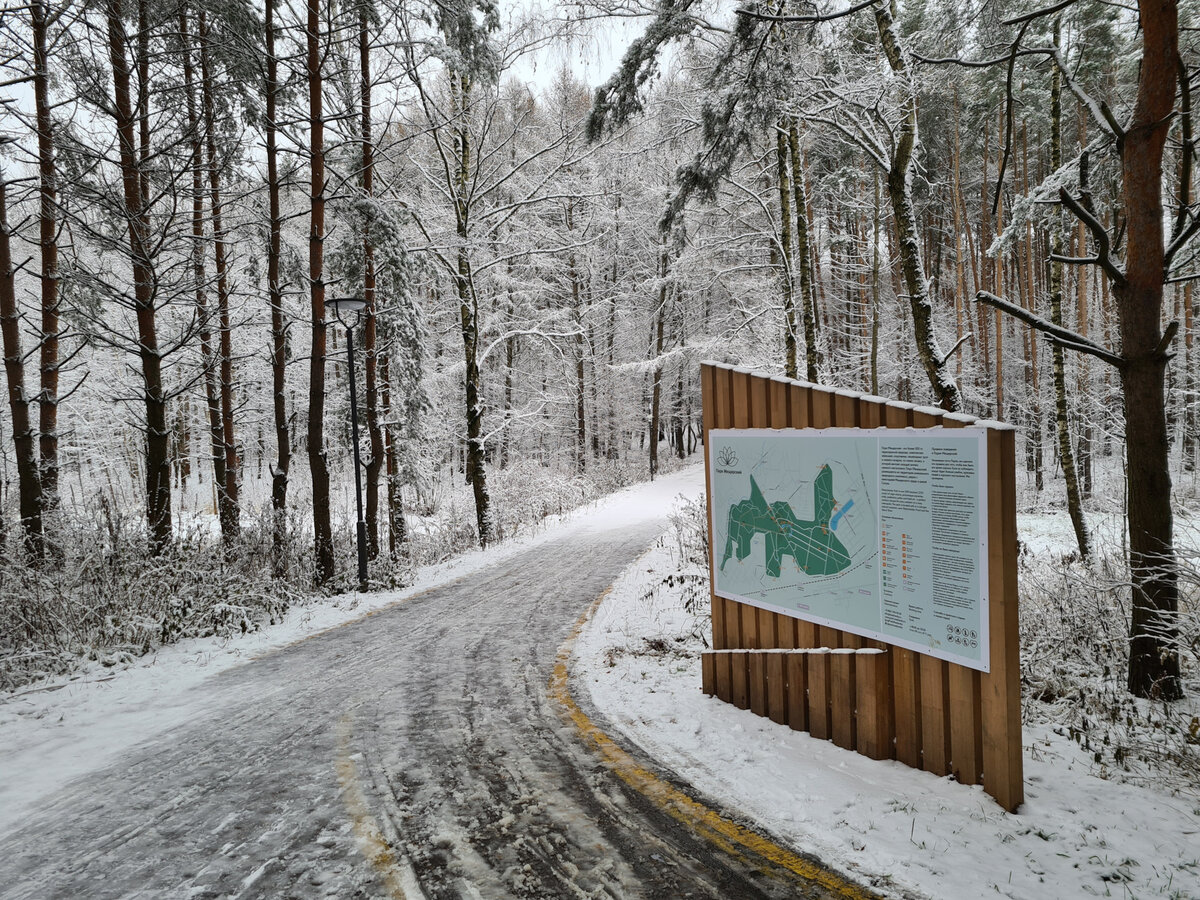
[574,532,1200,899]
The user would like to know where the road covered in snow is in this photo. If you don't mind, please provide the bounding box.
[0,467,864,900]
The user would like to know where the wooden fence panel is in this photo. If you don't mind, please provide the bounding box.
[700,363,1022,810]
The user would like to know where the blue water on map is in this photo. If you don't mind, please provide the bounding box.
[829,499,854,531]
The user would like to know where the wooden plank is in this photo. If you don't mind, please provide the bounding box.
[856,645,893,760]
[731,650,750,710]
[795,618,817,649]
[911,408,942,429]
[767,653,788,725]
[787,653,808,732]
[806,649,830,739]
[732,369,751,429]
[892,647,922,768]
[702,652,716,696]
[714,650,732,704]
[769,378,791,428]
[810,387,833,428]
[949,663,982,784]
[789,383,810,428]
[757,607,779,648]
[749,652,768,717]
[833,391,859,428]
[830,647,857,750]
[858,396,884,429]
[982,428,1024,811]
[741,601,759,649]
[750,376,769,428]
[919,656,951,775]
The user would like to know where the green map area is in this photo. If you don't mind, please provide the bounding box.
[720,468,851,578]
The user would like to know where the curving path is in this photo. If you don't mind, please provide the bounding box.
[0,482,864,900]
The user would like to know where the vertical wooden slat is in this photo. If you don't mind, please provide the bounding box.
[750,375,769,427]
[767,653,788,725]
[856,646,893,760]
[834,390,859,428]
[919,657,951,775]
[731,650,750,710]
[789,382,810,428]
[892,648,922,767]
[939,414,984,784]
[810,387,833,428]
[807,648,831,740]
[830,648,857,750]
[770,377,791,427]
[883,401,922,766]
[982,428,1024,811]
[750,652,768,717]
[858,396,884,429]
[714,652,732,704]
[909,406,951,775]
[787,652,808,732]
[949,664,982,784]
[702,652,716,696]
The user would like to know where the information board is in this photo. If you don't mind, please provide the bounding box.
[709,427,990,671]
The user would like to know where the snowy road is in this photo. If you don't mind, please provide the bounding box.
[0,479,854,899]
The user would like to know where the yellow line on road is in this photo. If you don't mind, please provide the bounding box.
[549,590,879,900]
[335,714,409,900]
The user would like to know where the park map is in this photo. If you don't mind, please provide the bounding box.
[709,428,988,670]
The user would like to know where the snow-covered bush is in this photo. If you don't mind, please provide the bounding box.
[1019,545,1199,796]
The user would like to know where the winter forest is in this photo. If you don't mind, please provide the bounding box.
[0,0,1197,729]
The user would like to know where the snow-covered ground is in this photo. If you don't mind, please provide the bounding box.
[0,467,703,842]
[573,493,1200,900]
[5,462,1198,899]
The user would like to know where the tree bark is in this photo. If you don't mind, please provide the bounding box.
[775,125,798,379]
[199,14,240,542]
[307,0,334,582]
[1118,0,1181,699]
[265,0,289,573]
[451,73,494,546]
[361,5,384,560]
[106,0,171,553]
[1049,21,1090,560]
[31,0,59,515]
[873,0,961,411]
[179,10,227,535]
[0,177,44,558]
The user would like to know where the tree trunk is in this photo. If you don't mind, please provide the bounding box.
[265,0,289,574]
[199,15,240,542]
[307,0,334,582]
[787,122,820,383]
[1119,0,1181,700]
[873,0,961,411]
[775,125,798,379]
[452,73,493,546]
[1049,21,1090,560]
[361,5,384,560]
[0,177,44,558]
[107,0,171,553]
[179,10,226,532]
[649,248,668,479]
[31,0,59,515]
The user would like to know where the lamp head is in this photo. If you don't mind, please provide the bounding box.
[325,296,367,327]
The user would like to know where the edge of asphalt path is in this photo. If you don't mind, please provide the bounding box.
[547,587,885,900]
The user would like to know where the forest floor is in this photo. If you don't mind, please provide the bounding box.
[1,464,1197,899]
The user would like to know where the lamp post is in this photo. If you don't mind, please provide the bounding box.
[326,296,368,591]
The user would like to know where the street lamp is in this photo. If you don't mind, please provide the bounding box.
[326,296,369,591]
